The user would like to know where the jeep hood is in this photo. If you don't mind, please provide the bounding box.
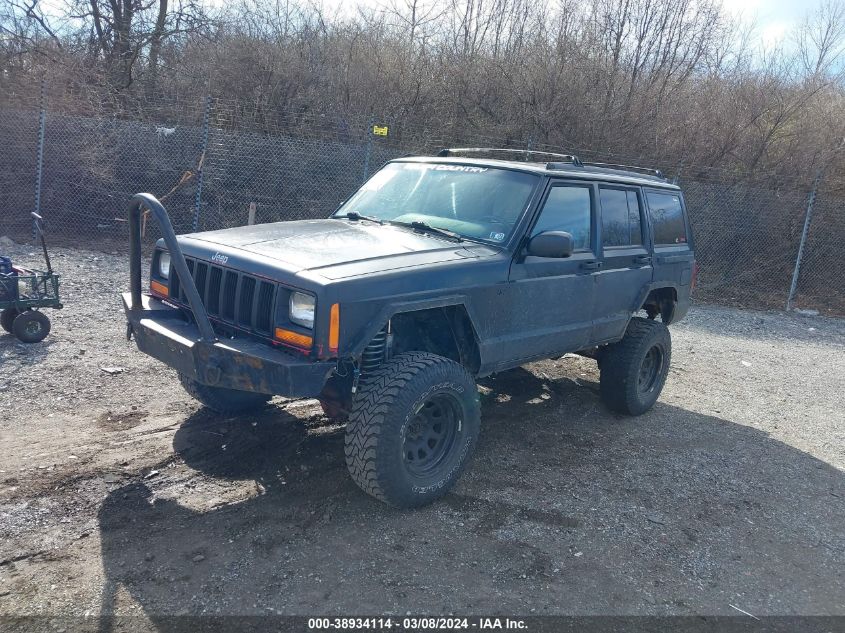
[179,219,495,280]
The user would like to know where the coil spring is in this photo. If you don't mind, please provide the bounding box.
[360,328,388,377]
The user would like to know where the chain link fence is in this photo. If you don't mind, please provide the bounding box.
[1,87,843,315]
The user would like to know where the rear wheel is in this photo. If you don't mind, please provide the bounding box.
[1,307,20,333]
[345,352,480,508]
[599,317,671,415]
[178,373,271,414]
[12,310,50,343]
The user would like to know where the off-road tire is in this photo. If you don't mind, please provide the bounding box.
[178,372,271,414]
[1,307,20,333]
[12,310,50,343]
[599,317,671,415]
[345,352,481,508]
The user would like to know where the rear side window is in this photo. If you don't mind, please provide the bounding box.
[532,185,592,251]
[600,188,643,247]
[647,192,687,245]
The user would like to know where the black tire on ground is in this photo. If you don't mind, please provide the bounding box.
[1,307,20,333]
[12,310,51,343]
[599,317,671,416]
[177,372,272,414]
[345,351,481,508]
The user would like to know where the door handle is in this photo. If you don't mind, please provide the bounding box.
[634,255,652,265]
[580,261,601,271]
[657,255,689,264]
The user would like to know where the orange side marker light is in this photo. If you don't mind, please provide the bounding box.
[329,303,340,354]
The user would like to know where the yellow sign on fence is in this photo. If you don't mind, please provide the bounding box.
[372,124,389,137]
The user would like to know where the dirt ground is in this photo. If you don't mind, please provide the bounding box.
[1,243,844,626]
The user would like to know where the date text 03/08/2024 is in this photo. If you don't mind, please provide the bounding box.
[307,617,528,630]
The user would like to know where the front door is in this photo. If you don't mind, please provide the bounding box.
[502,181,599,365]
[592,185,654,342]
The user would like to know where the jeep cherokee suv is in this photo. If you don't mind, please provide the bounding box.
[123,148,696,508]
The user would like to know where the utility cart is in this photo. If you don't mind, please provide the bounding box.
[0,213,62,343]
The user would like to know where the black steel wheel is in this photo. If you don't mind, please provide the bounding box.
[345,352,481,508]
[637,345,665,394]
[403,392,461,477]
[12,310,51,343]
[1,307,20,333]
[599,317,671,415]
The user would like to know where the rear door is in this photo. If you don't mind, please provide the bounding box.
[643,189,695,307]
[592,185,653,342]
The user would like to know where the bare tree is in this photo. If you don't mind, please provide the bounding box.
[796,0,845,77]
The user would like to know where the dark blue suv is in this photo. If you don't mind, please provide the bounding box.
[124,148,697,508]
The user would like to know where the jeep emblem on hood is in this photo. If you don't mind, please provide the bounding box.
[211,252,228,264]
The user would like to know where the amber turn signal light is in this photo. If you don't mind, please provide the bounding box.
[275,327,313,349]
[150,280,168,297]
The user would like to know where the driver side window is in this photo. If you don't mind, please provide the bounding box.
[532,185,592,251]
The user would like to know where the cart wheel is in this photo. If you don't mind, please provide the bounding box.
[12,310,51,343]
[1,307,19,333]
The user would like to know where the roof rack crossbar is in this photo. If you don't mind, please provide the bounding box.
[436,147,583,166]
[580,161,664,179]
[435,148,665,179]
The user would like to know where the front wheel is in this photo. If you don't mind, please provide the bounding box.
[599,317,671,415]
[345,352,481,508]
[12,310,51,343]
[178,373,272,414]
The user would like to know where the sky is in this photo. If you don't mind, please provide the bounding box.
[721,0,827,48]
[35,0,829,49]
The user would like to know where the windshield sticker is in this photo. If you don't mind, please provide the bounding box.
[489,231,506,241]
[433,165,488,173]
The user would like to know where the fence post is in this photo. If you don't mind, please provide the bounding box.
[192,95,212,232]
[786,170,822,311]
[672,163,684,185]
[33,78,47,240]
[362,117,374,184]
[525,136,534,160]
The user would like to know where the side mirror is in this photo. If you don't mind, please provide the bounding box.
[526,231,574,258]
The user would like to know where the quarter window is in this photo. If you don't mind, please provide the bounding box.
[647,192,687,245]
[600,188,643,247]
[532,185,592,251]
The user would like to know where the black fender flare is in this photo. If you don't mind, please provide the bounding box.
[632,282,680,324]
[347,295,483,362]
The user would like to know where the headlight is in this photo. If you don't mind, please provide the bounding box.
[158,252,171,279]
[289,292,315,329]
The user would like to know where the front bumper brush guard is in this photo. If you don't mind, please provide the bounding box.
[127,193,216,342]
[125,193,335,395]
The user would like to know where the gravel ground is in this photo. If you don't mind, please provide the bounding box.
[1,242,844,625]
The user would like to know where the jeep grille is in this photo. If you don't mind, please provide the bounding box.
[170,257,277,337]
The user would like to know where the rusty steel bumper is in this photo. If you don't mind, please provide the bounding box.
[122,292,334,396]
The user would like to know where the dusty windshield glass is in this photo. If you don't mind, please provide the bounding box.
[334,162,539,243]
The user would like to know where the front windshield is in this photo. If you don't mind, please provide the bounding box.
[334,162,539,243]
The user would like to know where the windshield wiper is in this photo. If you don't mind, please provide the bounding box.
[334,211,384,225]
[389,220,464,242]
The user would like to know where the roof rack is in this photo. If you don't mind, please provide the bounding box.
[436,147,665,179]
[436,147,583,166]
[579,161,664,179]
